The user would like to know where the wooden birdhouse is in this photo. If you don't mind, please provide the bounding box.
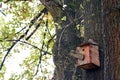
[76,39,100,69]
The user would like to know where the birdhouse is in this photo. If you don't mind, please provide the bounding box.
[76,39,100,69]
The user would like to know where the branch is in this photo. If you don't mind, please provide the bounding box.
[26,20,42,41]
[26,11,48,41]
[15,26,27,34]
[25,8,48,36]
[45,19,52,38]
[0,8,48,70]
[3,0,10,3]
[44,34,56,55]
[0,40,52,55]
[19,40,51,55]
[34,19,48,76]
[57,16,83,54]
[0,34,25,70]
[33,19,56,76]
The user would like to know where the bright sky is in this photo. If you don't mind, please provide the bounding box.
[4,47,31,80]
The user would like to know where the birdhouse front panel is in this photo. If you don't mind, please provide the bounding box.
[76,39,100,69]
[77,45,91,65]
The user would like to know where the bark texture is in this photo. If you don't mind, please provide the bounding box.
[40,0,120,80]
[102,0,120,80]
[40,0,83,80]
[82,0,104,80]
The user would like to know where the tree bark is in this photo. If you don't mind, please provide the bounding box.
[102,0,120,80]
[40,0,83,80]
[80,0,104,80]
[40,0,120,80]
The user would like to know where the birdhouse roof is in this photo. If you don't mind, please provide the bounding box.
[80,39,98,47]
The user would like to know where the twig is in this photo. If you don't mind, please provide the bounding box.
[19,41,52,55]
[44,34,56,55]
[29,34,56,65]
[43,18,56,55]
[26,11,48,41]
[15,26,27,34]
[19,40,51,55]
[34,50,43,76]
[25,8,48,36]
[34,20,48,76]
[3,0,10,3]
[0,34,25,70]
[0,39,52,55]
[57,16,83,55]
[26,20,42,41]
[26,9,48,41]
[45,18,52,38]
[0,27,26,42]
[0,8,48,70]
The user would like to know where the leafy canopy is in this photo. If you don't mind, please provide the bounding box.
[0,1,55,80]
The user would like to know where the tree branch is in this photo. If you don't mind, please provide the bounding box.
[34,19,48,76]
[25,8,48,36]
[44,34,56,55]
[0,34,25,70]
[0,8,48,70]
[58,16,83,54]
[19,40,51,55]
[15,26,27,34]
[26,11,48,41]
[45,19,52,38]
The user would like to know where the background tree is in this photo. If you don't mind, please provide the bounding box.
[0,1,55,80]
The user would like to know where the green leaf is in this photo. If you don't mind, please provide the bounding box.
[80,4,84,9]
[61,16,66,21]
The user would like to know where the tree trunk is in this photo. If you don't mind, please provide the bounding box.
[40,0,83,80]
[81,0,104,80]
[40,0,120,80]
[102,0,120,80]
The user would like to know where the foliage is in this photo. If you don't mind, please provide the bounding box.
[0,1,55,80]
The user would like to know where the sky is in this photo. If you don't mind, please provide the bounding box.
[4,47,31,80]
